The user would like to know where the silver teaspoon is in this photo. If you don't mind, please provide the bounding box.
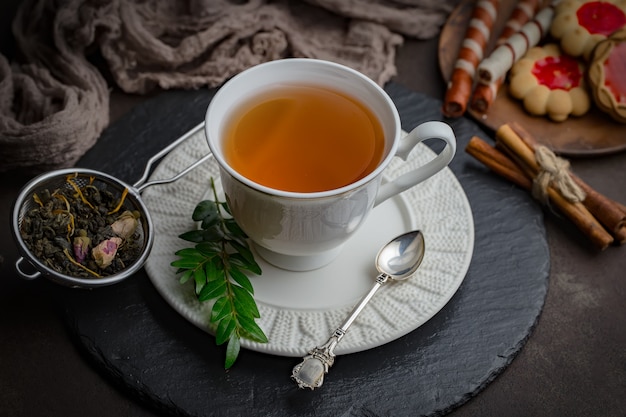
[291,230,426,390]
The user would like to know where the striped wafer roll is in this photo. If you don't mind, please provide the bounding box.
[476,3,555,85]
[498,0,543,43]
[443,0,499,118]
[471,0,541,113]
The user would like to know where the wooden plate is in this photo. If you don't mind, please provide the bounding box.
[439,0,626,157]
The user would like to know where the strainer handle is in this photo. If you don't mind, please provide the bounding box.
[134,121,208,191]
[15,257,41,280]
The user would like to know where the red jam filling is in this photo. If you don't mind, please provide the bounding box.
[531,55,582,91]
[603,42,626,104]
[577,1,626,36]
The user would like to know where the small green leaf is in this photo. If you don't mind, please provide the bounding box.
[192,200,219,222]
[211,297,232,322]
[225,335,240,369]
[178,230,206,243]
[179,269,194,284]
[198,278,227,301]
[202,227,225,242]
[231,284,260,318]
[219,201,232,215]
[194,267,207,294]
[206,257,225,281]
[170,258,202,269]
[216,315,236,345]
[174,248,205,258]
[229,253,262,275]
[224,218,245,237]
[229,240,255,264]
[238,315,268,344]
[228,267,254,294]
[196,241,221,256]
[201,215,220,230]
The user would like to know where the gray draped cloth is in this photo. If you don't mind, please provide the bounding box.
[0,0,459,173]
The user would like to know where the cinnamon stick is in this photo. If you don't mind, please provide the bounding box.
[495,124,540,174]
[466,136,532,189]
[544,187,614,249]
[508,122,626,243]
[614,200,626,244]
[575,180,626,244]
[495,124,614,249]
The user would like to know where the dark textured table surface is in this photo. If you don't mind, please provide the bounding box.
[51,82,548,417]
[2,5,626,417]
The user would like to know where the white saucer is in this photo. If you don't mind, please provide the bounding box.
[142,126,474,357]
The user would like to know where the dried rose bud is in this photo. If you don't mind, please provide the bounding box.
[92,237,123,268]
[111,210,139,240]
[73,230,91,264]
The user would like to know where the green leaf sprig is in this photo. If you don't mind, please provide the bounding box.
[171,178,267,369]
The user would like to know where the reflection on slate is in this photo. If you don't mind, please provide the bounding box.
[62,84,549,417]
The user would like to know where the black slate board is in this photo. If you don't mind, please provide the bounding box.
[62,83,550,417]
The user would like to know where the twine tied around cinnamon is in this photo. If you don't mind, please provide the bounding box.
[532,145,586,205]
[467,122,626,250]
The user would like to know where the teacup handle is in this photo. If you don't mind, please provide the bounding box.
[374,121,457,207]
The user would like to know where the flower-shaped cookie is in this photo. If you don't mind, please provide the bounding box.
[588,28,626,123]
[509,44,590,122]
[550,0,626,60]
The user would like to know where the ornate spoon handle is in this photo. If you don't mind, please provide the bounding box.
[291,273,390,389]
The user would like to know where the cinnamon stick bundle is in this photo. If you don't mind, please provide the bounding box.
[507,122,626,244]
[465,124,626,250]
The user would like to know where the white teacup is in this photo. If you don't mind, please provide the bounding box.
[205,58,456,271]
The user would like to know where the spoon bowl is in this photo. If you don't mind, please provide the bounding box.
[376,230,425,280]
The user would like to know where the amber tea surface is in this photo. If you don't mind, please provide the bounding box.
[223,84,385,192]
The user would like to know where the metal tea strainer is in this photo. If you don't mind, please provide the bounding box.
[11,122,211,289]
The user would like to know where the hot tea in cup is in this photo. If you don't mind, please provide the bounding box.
[206,58,456,271]
[223,84,385,193]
